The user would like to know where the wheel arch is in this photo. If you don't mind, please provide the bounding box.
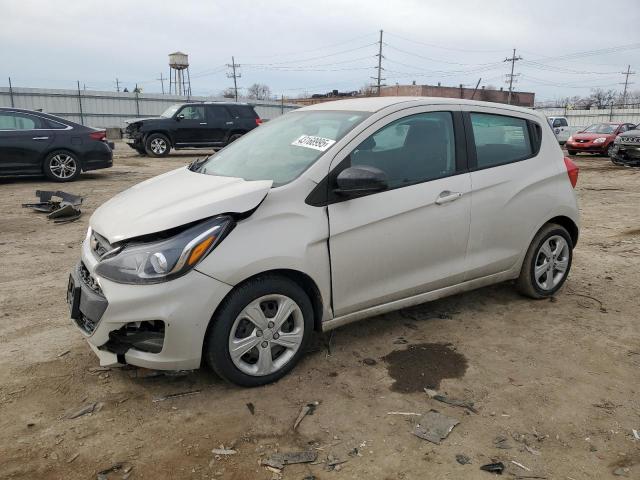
[547,215,579,247]
[143,130,173,146]
[41,148,82,171]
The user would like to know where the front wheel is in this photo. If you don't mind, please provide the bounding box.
[43,151,81,182]
[145,133,170,157]
[204,275,314,387]
[606,144,614,157]
[516,223,573,299]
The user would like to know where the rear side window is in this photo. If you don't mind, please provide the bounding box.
[207,106,231,120]
[46,119,69,129]
[470,113,533,169]
[227,105,258,119]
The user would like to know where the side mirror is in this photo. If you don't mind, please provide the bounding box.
[176,114,185,121]
[335,165,387,196]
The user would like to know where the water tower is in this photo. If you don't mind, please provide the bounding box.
[169,51,191,96]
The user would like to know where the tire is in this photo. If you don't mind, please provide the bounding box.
[204,275,314,387]
[43,150,81,182]
[567,150,577,156]
[135,147,147,156]
[227,133,243,144]
[516,223,573,299]
[606,144,614,157]
[144,133,170,157]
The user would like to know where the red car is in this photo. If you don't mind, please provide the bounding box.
[565,122,636,156]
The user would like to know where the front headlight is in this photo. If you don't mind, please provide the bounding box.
[94,216,234,284]
[593,137,607,144]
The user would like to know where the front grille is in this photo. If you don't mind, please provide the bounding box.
[79,262,103,296]
[576,139,589,143]
[621,136,640,144]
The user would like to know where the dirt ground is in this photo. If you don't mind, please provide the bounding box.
[1,142,639,480]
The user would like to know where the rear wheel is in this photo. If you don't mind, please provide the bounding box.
[567,150,577,156]
[227,133,243,144]
[145,133,170,157]
[204,275,314,387]
[43,150,81,182]
[516,223,573,299]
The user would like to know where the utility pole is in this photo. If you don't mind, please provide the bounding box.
[8,77,15,107]
[157,72,165,94]
[620,64,635,106]
[371,29,385,96]
[115,77,121,92]
[226,56,241,101]
[504,48,522,105]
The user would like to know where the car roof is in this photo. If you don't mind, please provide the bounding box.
[298,96,537,115]
[184,102,254,107]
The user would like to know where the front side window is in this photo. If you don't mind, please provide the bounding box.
[0,113,39,130]
[197,110,369,186]
[178,106,205,120]
[350,111,456,189]
[471,113,533,169]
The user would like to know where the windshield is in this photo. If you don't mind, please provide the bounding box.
[161,105,181,118]
[583,123,616,134]
[197,110,370,185]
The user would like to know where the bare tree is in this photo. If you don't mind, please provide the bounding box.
[247,83,271,100]
[221,88,236,99]
[589,88,617,109]
[360,83,376,96]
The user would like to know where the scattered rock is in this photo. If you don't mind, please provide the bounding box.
[456,454,471,465]
[211,448,237,455]
[613,467,630,476]
[424,388,478,413]
[293,401,319,430]
[362,358,377,366]
[480,462,505,474]
[66,402,103,419]
[246,402,255,415]
[262,450,317,469]
[493,435,512,450]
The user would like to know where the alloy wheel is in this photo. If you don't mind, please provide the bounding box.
[228,294,304,376]
[534,235,570,291]
[150,138,167,154]
[49,154,77,179]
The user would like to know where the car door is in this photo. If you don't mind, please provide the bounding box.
[460,107,548,280]
[0,112,54,174]
[173,105,208,144]
[327,107,472,316]
[205,105,233,143]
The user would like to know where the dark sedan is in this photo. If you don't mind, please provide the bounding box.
[0,108,113,182]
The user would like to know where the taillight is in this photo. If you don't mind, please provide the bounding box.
[564,156,579,188]
[89,130,106,141]
[255,118,262,125]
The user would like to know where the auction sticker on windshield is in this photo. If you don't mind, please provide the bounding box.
[291,135,336,151]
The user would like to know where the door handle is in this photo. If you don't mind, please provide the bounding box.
[435,191,463,205]
[32,136,49,140]
[225,121,234,125]
[199,122,207,125]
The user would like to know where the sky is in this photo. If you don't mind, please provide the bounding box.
[2,0,639,102]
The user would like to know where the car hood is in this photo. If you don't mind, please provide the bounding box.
[572,132,614,140]
[125,117,161,124]
[620,129,640,139]
[90,167,273,243]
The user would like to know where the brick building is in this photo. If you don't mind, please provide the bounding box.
[380,83,535,107]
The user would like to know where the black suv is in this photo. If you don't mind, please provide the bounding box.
[124,102,261,157]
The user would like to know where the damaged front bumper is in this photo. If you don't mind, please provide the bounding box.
[68,239,233,370]
[610,144,640,166]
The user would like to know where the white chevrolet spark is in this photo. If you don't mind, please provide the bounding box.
[68,97,580,386]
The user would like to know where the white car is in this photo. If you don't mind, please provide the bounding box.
[68,97,580,386]
[547,116,582,144]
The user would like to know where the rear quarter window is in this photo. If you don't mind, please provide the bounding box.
[470,113,535,169]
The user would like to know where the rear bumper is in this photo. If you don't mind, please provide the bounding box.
[82,142,113,171]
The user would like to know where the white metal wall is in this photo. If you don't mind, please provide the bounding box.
[535,106,640,127]
[0,87,299,128]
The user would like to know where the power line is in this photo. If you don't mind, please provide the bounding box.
[504,49,522,104]
[226,56,241,101]
[620,65,636,104]
[384,31,507,54]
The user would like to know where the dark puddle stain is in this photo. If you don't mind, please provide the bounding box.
[382,343,468,393]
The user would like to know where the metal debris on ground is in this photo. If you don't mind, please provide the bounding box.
[96,462,125,480]
[456,454,472,464]
[22,190,84,223]
[480,461,505,474]
[293,401,319,430]
[246,402,255,415]
[152,389,201,402]
[326,454,348,471]
[66,401,103,419]
[632,429,639,441]
[613,467,630,476]
[424,388,478,413]
[412,411,459,444]
[262,451,317,470]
